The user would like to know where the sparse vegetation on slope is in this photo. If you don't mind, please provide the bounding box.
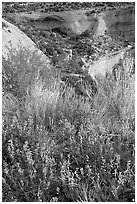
[2,48,135,202]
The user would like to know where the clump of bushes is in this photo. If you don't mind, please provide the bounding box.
[2,48,135,201]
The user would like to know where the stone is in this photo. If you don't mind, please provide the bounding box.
[87,46,133,80]
[2,18,50,64]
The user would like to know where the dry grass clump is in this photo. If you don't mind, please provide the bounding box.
[2,47,61,122]
[2,48,135,201]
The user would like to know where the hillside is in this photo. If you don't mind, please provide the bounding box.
[2,2,135,202]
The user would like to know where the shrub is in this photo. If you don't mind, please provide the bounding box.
[2,47,135,201]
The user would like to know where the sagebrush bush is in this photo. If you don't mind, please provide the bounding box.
[2,48,135,201]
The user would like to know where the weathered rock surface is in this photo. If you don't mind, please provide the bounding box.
[2,18,50,64]
[84,46,134,80]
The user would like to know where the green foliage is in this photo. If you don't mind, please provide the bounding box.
[2,48,135,201]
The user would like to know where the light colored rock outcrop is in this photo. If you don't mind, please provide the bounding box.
[2,18,50,64]
[82,46,133,80]
[95,14,107,37]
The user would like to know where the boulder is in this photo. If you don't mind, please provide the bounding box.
[82,46,134,80]
[2,18,50,63]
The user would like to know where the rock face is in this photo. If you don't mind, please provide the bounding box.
[2,18,34,55]
[83,46,134,80]
[2,18,50,63]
